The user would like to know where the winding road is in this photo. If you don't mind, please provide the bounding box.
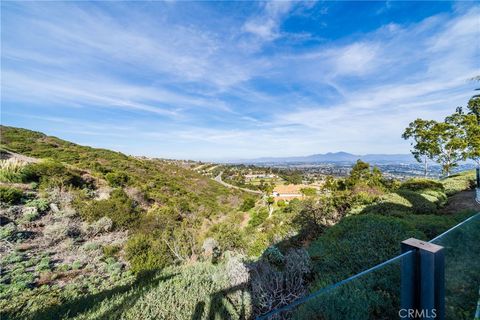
[213,172,263,195]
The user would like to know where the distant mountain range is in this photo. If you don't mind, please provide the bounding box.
[230,151,416,164]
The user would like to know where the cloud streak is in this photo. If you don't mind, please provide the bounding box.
[1,2,479,159]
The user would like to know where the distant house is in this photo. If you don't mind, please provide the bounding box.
[271,184,306,201]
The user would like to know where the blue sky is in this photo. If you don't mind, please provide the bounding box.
[1,1,479,160]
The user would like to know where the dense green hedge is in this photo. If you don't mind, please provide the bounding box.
[440,171,476,195]
[400,178,444,192]
[360,188,446,216]
[308,214,424,284]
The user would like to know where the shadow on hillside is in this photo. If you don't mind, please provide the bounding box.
[190,251,312,320]
[190,187,477,320]
[192,283,250,320]
[359,190,439,216]
[29,270,177,320]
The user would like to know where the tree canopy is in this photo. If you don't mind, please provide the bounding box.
[403,86,480,176]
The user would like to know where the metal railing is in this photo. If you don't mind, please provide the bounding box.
[256,212,480,320]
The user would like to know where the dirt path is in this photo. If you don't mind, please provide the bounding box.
[206,165,219,172]
[439,190,480,215]
[193,163,210,171]
[213,172,263,195]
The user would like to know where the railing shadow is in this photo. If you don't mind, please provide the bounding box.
[27,270,178,320]
[192,283,250,320]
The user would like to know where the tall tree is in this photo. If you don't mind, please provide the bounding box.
[403,76,480,178]
[458,78,480,186]
[346,160,371,187]
[468,78,480,187]
[431,113,468,176]
[470,76,480,187]
[467,95,480,124]
[402,119,437,177]
[456,106,480,166]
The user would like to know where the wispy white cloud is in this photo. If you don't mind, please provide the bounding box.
[265,8,479,155]
[243,1,294,41]
[2,2,479,159]
[2,70,179,117]
[331,42,381,76]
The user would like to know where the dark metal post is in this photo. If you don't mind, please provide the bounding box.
[401,238,445,320]
[476,167,479,188]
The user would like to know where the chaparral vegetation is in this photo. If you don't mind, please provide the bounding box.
[1,103,479,320]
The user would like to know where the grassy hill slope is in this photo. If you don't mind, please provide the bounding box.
[0,125,244,218]
[1,126,478,320]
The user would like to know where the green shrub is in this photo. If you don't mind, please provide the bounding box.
[25,198,50,213]
[76,189,140,228]
[0,186,23,205]
[106,261,123,276]
[247,232,271,257]
[276,199,286,207]
[398,190,438,214]
[400,178,444,192]
[300,187,317,197]
[239,197,255,211]
[105,171,129,187]
[248,207,268,228]
[0,223,17,240]
[125,263,237,319]
[420,190,447,207]
[22,160,85,189]
[283,198,302,213]
[418,193,441,208]
[350,187,382,206]
[441,171,476,195]
[308,214,424,283]
[103,245,121,258]
[82,242,101,251]
[56,264,71,272]
[361,189,441,216]
[8,269,35,293]
[406,214,456,240]
[125,234,172,273]
[302,216,425,319]
[48,262,238,320]
[262,246,285,266]
[22,207,39,222]
[35,257,51,272]
[2,251,25,264]
[207,222,246,251]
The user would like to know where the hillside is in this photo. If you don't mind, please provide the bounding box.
[0,126,257,318]
[0,126,245,216]
[0,126,478,320]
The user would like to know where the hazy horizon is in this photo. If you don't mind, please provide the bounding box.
[2,1,479,159]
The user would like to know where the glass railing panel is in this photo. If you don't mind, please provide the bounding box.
[257,212,480,320]
[430,213,480,320]
[258,251,413,320]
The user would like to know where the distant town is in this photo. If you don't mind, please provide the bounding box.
[140,156,476,203]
